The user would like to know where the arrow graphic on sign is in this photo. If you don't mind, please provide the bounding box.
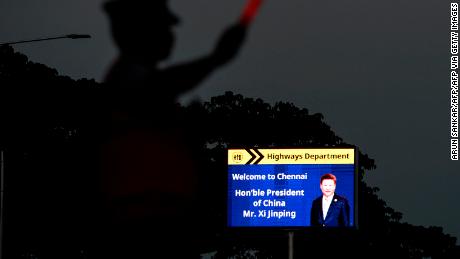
[253,149,264,164]
[245,149,265,164]
[245,148,256,164]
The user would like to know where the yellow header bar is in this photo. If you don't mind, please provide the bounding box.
[228,148,355,165]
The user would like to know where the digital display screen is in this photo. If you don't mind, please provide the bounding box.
[227,148,357,228]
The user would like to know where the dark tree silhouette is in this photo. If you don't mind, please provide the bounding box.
[178,92,459,258]
[1,45,459,258]
[0,45,103,259]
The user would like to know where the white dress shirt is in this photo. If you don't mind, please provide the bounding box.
[322,194,334,220]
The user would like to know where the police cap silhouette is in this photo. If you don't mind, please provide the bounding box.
[104,0,179,62]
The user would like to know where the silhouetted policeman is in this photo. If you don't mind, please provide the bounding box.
[97,0,248,258]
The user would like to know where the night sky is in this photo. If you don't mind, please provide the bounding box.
[1,0,458,242]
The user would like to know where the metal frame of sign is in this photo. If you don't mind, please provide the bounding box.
[226,146,359,231]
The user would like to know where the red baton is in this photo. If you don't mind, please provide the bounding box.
[240,0,264,26]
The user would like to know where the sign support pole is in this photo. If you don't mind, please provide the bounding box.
[288,231,294,259]
[0,150,4,259]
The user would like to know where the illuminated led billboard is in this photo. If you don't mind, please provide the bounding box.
[227,148,357,228]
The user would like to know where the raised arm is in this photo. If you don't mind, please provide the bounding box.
[160,23,247,96]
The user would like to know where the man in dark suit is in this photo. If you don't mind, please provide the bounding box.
[310,173,350,227]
